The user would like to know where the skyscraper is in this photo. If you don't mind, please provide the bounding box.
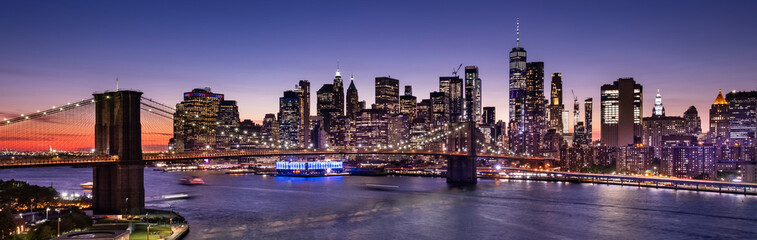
[483,107,496,125]
[261,113,279,145]
[548,73,565,133]
[440,76,464,122]
[464,66,482,123]
[279,90,301,147]
[333,68,344,116]
[216,100,240,150]
[585,98,593,142]
[346,75,360,118]
[430,91,448,123]
[509,18,527,154]
[173,88,224,151]
[400,86,417,119]
[524,62,545,154]
[600,78,643,147]
[375,77,400,114]
[709,90,729,139]
[317,84,337,118]
[683,106,702,136]
[297,80,310,146]
[653,89,665,117]
[725,90,757,140]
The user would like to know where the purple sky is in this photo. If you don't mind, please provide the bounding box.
[1,1,757,139]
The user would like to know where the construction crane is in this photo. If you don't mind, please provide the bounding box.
[452,64,463,77]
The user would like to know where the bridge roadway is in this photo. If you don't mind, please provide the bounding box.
[0,149,549,168]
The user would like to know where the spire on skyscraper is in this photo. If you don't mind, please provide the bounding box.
[516,17,520,48]
[653,89,665,116]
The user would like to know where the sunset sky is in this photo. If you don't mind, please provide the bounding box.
[2,0,757,143]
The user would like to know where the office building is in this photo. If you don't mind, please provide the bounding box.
[600,78,643,147]
[709,90,730,139]
[173,88,224,151]
[509,19,527,153]
[375,77,400,114]
[279,90,301,147]
[726,90,757,140]
[483,107,496,125]
[683,106,702,136]
[464,66,482,122]
[346,75,360,118]
[440,76,464,122]
[549,73,565,133]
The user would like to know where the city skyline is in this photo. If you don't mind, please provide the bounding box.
[2,1,757,140]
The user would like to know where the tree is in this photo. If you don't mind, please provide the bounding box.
[0,208,15,240]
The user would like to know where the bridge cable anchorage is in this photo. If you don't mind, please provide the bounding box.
[1,98,95,126]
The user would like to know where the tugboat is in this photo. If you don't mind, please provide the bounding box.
[179,176,205,185]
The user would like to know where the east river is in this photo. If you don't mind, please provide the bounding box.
[1,167,756,239]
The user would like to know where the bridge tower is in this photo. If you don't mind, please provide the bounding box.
[92,90,145,215]
[446,121,478,184]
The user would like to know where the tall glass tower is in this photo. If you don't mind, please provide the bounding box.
[509,18,527,154]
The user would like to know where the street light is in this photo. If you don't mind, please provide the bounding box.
[46,208,50,220]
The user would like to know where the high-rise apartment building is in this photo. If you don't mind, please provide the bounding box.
[375,77,400,114]
[600,78,643,147]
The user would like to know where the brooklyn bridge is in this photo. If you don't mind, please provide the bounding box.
[0,90,549,215]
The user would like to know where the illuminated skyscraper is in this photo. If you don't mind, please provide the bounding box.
[483,107,495,125]
[683,106,702,136]
[726,90,757,140]
[600,78,643,147]
[346,75,360,118]
[548,73,565,134]
[653,89,665,117]
[173,88,224,152]
[509,18,527,154]
[524,61,545,154]
[464,66,482,123]
[709,90,729,139]
[375,77,400,114]
[333,68,344,116]
[585,98,593,142]
[400,85,417,119]
[297,80,310,146]
[440,76,464,122]
[279,90,301,147]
